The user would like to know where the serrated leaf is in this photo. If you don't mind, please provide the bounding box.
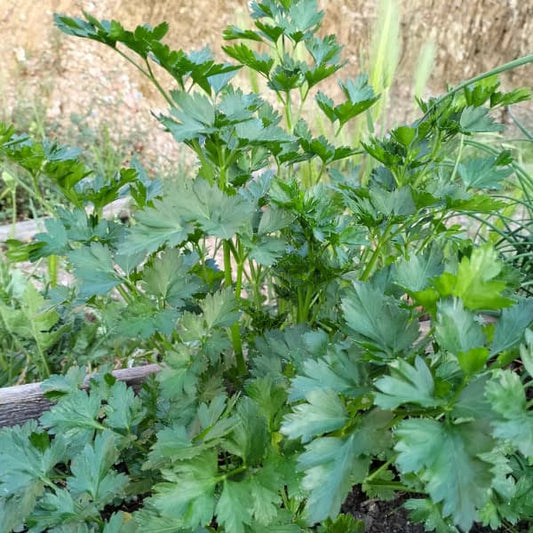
[490,299,533,355]
[281,388,348,443]
[458,156,512,189]
[151,452,217,526]
[434,298,485,354]
[201,289,240,328]
[68,242,121,297]
[223,43,274,75]
[460,106,503,133]
[118,196,193,261]
[485,370,533,457]
[67,430,128,505]
[40,389,105,433]
[216,479,253,533]
[395,419,494,530]
[521,329,533,378]
[0,421,64,496]
[143,249,202,307]
[342,281,419,358]
[258,207,296,235]
[395,246,444,292]
[434,245,514,310]
[298,410,392,524]
[404,498,459,533]
[104,380,145,431]
[288,350,368,402]
[374,356,441,409]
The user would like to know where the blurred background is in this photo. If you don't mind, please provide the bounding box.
[1,0,532,178]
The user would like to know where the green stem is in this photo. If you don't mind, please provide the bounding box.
[145,59,175,107]
[422,54,533,120]
[47,255,58,287]
[450,134,464,183]
[360,222,394,281]
[223,240,246,374]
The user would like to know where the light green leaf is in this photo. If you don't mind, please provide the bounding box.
[151,452,217,527]
[490,299,533,355]
[434,245,513,310]
[521,329,533,378]
[143,249,202,307]
[374,356,441,409]
[67,430,128,505]
[485,370,533,457]
[395,246,444,292]
[460,106,503,133]
[395,419,494,530]
[202,289,240,329]
[342,281,419,358]
[404,498,459,533]
[434,299,485,354]
[119,195,192,260]
[298,410,392,524]
[216,479,253,533]
[0,421,64,496]
[281,389,348,443]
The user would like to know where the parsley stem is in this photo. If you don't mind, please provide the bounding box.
[223,240,246,374]
[422,54,533,121]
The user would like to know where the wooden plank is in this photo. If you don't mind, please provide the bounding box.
[0,364,160,428]
[0,198,130,242]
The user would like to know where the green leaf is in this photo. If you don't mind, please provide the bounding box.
[318,514,365,533]
[67,430,129,506]
[248,465,283,525]
[104,380,146,431]
[288,350,368,402]
[434,245,514,310]
[404,499,459,533]
[374,356,441,409]
[68,242,121,297]
[223,43,274,76]
[40,389,105,433]
[143,249,202,307]
[460,106,503,133]
[395,246,444,292]
[434,299,485,354]
[258,207,296,235]
[395,419,494,530]
[298,410,392,524]
[226,398,269,465]
[457,346,489,377]
[151,452,218,527]
[223,25,264,42]
[162,92,215,142]
[521,329,533,378]
[201,289,240,328]
[216,479,254,533]
[0,421,64,496]
[458,156,512,189]
[490,299,533,355]
[342,281,419,358]
[118,195,193,261]
[486,370,533,457]
[0,283,62,354]
[281,388,349,443]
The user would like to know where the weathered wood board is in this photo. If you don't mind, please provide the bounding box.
[0,364,159,428]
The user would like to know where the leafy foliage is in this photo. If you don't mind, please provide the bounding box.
[1,1,532,532]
